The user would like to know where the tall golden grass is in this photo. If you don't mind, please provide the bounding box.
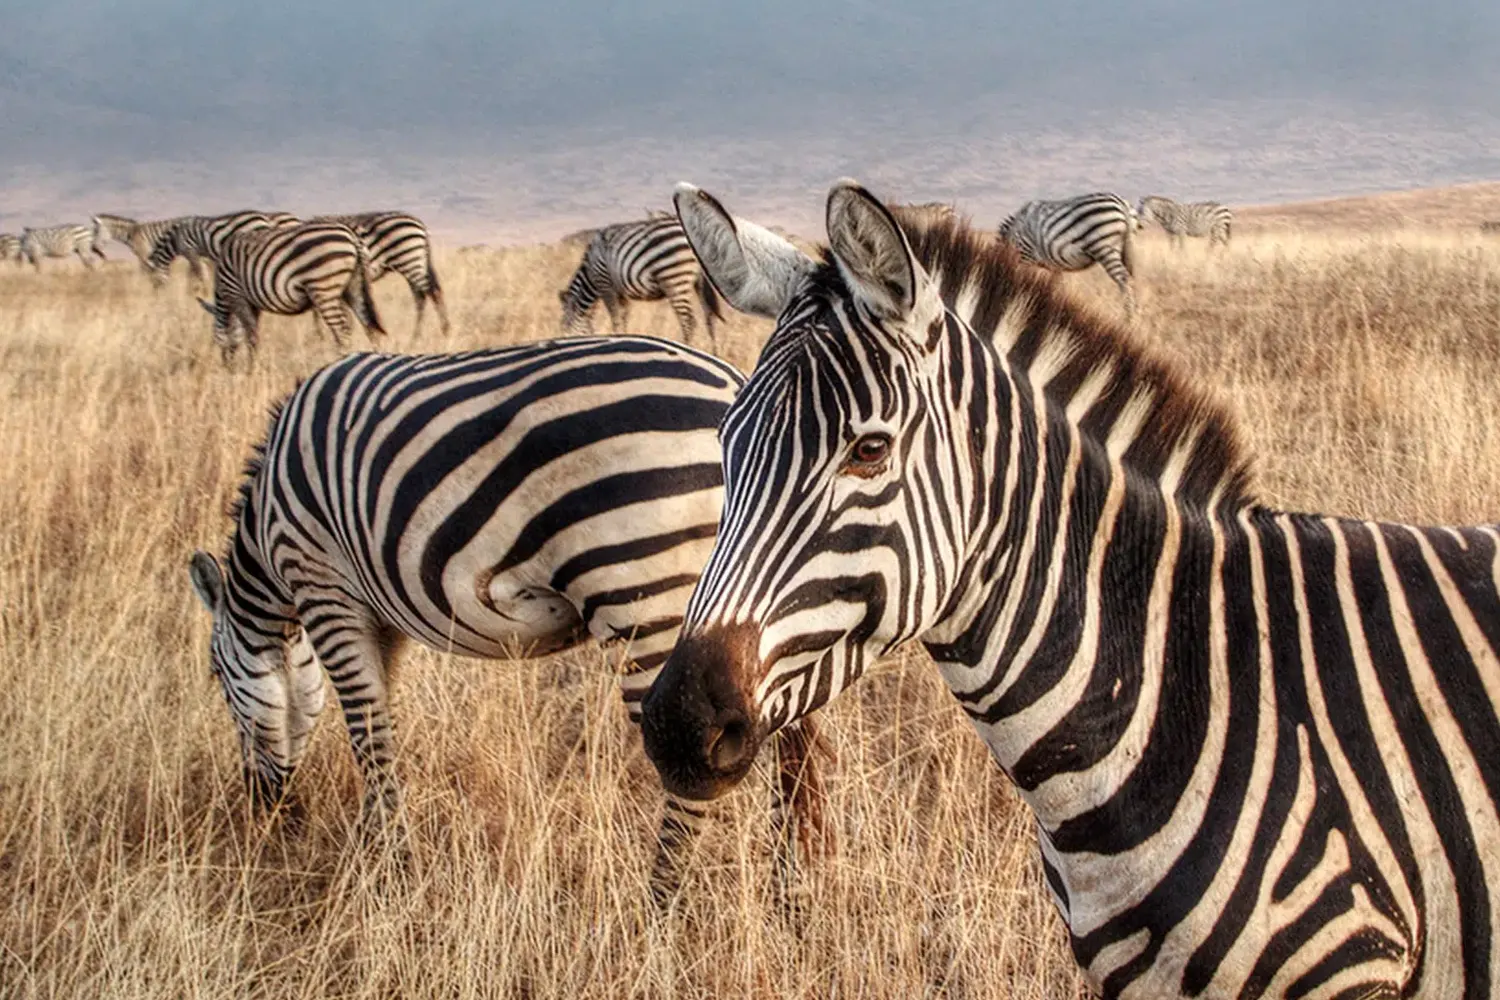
[2,223,1499,998]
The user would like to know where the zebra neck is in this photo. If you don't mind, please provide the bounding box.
[923,374,1234,836]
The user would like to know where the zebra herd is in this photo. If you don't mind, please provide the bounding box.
[106,177,1493,998]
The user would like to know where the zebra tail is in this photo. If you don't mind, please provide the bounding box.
[1120,221,1136,277]
[696,271,724,323]
[346,256,386,337]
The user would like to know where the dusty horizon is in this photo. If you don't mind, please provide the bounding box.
[4,98,1498,247]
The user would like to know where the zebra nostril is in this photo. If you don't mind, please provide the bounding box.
[706,715,751,774]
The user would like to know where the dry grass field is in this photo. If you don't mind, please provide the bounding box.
[3,205,1500,998]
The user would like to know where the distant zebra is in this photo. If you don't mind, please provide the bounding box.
[145,211,301,288]
[559,215,722,350]
[94,214,206,284]
[0,233,20,265]
[196,221,383,367]
[998,193,1136,317]
[1137,195,1234,247]
[1480,221,1500,235]
[646,180,1500,999]
[19,224,106,270]
[188,337,826,904]
[314,211,449,336]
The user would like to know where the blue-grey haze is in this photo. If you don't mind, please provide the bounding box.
[1,0,1497,240]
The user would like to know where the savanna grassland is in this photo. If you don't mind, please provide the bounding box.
[3,202,1500,999]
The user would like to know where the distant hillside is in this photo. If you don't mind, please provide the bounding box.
[1238,181,1500,231]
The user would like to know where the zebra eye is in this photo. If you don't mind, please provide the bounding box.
[845,432,892,473]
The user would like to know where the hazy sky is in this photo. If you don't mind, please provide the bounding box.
[3,0,1498,240]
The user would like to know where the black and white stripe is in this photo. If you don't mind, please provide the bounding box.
[314,211,450,336]
[94,213,206,284]
[19,224,106,270]
[559,215,722,351]
[189,337,823,903]
[144,211,301,287]
[644,180,1500,998]
[0,233,20,265]
[1137,195,1234,247]
[195,221,384,366]
[998,192,1136,316]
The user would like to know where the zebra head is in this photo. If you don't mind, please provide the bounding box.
[189,550,324,808]
[642,180,970,801]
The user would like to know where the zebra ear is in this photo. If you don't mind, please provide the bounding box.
[825,179,931,323]
[189,550,225,613]
[673,183,813,318]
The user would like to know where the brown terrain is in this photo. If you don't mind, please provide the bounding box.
[1,180,1498,997]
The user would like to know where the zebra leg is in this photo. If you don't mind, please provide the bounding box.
[1097,252,1136,319]
[298,599,405,832]
[279,626,329,829]
[407,280,427,338]
[670,298,698,347]
[603,291,627,334]
[428,275,451,336]
[78,249,96,270]
[312,295,353,348]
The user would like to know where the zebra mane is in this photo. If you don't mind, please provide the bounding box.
[224,394,292,539]
[887,208,1256,508]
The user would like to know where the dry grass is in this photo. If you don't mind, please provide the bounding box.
[3,220,1500,998]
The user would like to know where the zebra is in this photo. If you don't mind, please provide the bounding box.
[559,215,722,351]
[998,193,1136,317]
[187,337,827,905]
[1137,195,1234,247]
[19,224,106,270]
[0,233,21,265]
[93,213,207,285]
[313,211,450,336]
[642,179,1500,998]
[144,211,301,288]
[194,220,383,367]
[1479,221,1500,234]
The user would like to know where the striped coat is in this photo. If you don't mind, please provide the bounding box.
[189,337,825,904]
[196,221,383,366]
[145,211,301,288]
[0,233,20,265]
[94,213,204,283]
[19,224,106,270]
[999,193,1137,316]
[559,215,722,350]
[1137,195,1233,246]
[314,211,449,335]
[645,181,1500,998]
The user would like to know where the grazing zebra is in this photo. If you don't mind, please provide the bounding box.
[1137,195,1234,247]
[998,193,1136,317]
[195,221,383,366]
[559,215,722,351]
[188,337,826,904]
[19,224,106,270]
[313,211,449,336]
[93,213,209,286]
[0,233,20,265]
[144,211,301,288]
[643,180,1500,998]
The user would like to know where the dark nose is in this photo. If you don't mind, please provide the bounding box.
[642,626,763,800]
[704,705,752,774]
